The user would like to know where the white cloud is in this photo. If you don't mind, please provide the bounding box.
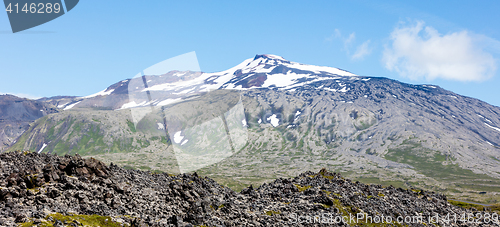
[383,21,498,82]
[334,29,341,38]
[352,40,372,60]
[344,33,355,52]
[328,29,372,60]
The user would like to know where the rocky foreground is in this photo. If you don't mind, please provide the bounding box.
[0,151,498,226]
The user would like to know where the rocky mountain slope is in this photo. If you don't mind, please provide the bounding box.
[1,151,499,226]
[0,95,58,152]
[4,54,500,203]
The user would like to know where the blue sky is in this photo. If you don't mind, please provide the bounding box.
[1,0,499,107]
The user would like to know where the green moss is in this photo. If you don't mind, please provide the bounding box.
[138,165,151,171]
[151,169,164,174]
[61,124,110,156]
[265,210,281,216]
[20,213,127,227]
[69,121,83,138]
[317,170,336,180]
[355,119,376,131]
[19,222,35,227]
[27,188,40,194]
[385,140,500,193]
[297,139,304,149]
[53,142,70,154]
[448,200,483,210]
[6,130,29,152]
[294,184,312,192]
[161,136,172,145]
[448,200,500,214]
[126,119,136,133]
[46,125,56,141]
[354,177,406,189]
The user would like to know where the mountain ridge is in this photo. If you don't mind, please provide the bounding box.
[3,54,500,204]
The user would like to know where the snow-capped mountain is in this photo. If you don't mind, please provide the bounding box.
[53,54,357,110]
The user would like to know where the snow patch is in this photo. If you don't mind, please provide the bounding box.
[242,119,247,127]
[261,71,308,88]
[485,123,500,132]
[173,131,184,144]
[181,139,188,146]
[119,101,148,109]
[294,111,301,121]
[478,114,492,123]
[63,101,81,110]
[157,123,165,130]
[173,72,187,77]
[267,114,279,127]
[84,89,115,98]
[287,62,356,77]
[339,87,349,92]
[258,119,262,124]
[263,54,286,61]
[172,87,195,95]
[157,98,182,106]
[38,143,47,154]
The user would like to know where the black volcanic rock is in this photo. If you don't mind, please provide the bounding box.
[0,152,498,226]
